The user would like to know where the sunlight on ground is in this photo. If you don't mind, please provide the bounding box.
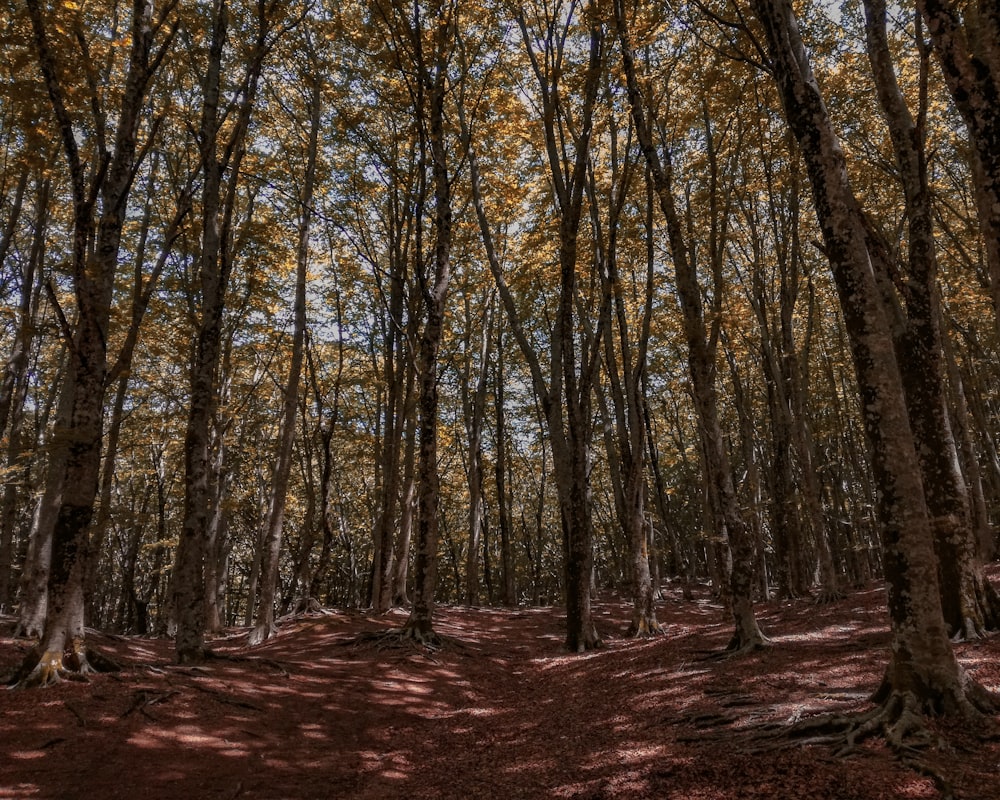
[127,724,251,759]
[770,622,883,642]
[0,784,40,798]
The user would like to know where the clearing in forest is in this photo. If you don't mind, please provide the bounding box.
[2,578,999,800]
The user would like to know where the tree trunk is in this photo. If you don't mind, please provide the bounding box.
[14,0,173,686]
[493,326,516,607]
[250,66,319,646]
[401,0,454,643]
[174,0,271,663]
[616,3,765,650]
[463,297,493,607]
[0,175,46,611]
[752,0,997,731]
[863,0,1000,638]
[590,135,661,636]
[461,11,605,649]
[916,0,1000,337]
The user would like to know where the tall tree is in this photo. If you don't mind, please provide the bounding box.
[862,0,999,639]
[396,0,457,643]
[0,172,46,612]
[249,30,322,646]
[750,0,997,746]
[173,0,281,663]
[916,0,1000,334]
[615,0,767,651]
[13,0,177,687]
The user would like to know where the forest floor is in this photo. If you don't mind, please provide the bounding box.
[2,571,1000,800]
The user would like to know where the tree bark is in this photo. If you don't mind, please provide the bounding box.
[752,0,996,727]
[402,0,453,643]
[916,0,1000,337]
[174,0,271,662]
[615,1,766,650]
[0,175,46,611]
[862,0,1000,639]
[14,0,176,686]
[250,63,320,646]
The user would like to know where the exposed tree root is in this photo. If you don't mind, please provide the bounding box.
[347,625,448,654]
[813,587,845,605]
[400,623,444,648]
[946,572,1000,642]
[7,642,120,690]
[176,650,291,677]
[720,632,771,657]
[740,684,999,798]
[278,597,330,622]
[626,617,664,638]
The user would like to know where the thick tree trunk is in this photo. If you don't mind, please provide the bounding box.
[752,0,996,728]
[14,0,172,686]
[863,0,1000,638]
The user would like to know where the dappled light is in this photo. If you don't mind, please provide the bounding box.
[4,577,999,799]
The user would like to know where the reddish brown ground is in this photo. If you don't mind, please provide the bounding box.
[2,576,999,800]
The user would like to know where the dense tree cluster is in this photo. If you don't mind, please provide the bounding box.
[1,0,998,742]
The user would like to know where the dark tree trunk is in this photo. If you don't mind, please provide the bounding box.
[401,0,454,644]
[174,0,271,663]
[0,175,46,611]
[752,0,997,732]
[863,0,1000,639]
[14,0,175,686]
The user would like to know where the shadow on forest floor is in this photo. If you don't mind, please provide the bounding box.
[2,569,999,799]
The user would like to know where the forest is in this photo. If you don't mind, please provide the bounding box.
[1,0,1000,795]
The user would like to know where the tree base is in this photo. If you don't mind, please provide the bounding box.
[724,629,770,655]
[176,645,214,665]
[248,621,279,647]
[8,643,120,689]
[400,622,443,648]
[813,587,845,605]
[348,625,446,653]
[626,616,664,638]
[949,575,1000,641]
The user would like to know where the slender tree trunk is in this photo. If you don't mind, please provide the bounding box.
[460,13,605,648]
[590,136,660,636]
[463,299,493,607]
[616,2,765,650]
[250,68,320,646]
[0,176,46,611]
[916,0,1000,336]
[494,326,516,607]
[174,0,271,663]
[15,362,71,639]
[391,414,417,606]
[402,0,453,643]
